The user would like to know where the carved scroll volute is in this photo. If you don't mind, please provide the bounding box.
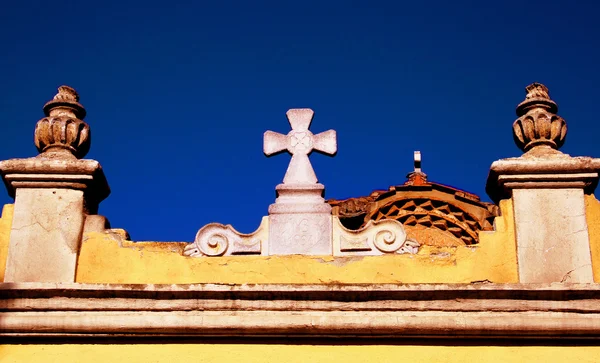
[34,85,91,159]
[373,229,405,253]
[333,217,420,256]
[184,218,268,257]
[195,225,231,256]
[513,83,567,153]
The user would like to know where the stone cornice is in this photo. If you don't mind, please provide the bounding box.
[2,282,600,340]
[486,153,600,203]
[0,157,110,202]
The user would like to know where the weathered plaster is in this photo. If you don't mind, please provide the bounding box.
[586,194,600,282]
[2,345,600,363]
[3,282,600,339]
[75,200,518,284]
[0,204,14,282]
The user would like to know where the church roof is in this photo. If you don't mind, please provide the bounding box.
[328,152,498,246]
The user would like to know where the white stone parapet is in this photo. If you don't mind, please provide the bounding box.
[186,108,418,257]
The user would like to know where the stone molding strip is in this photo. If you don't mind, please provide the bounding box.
[487,156,600,202]
[498,173,598,190]
[2,282,600,339]
[0,158,110,201]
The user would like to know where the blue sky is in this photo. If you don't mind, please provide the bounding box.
[1,1,599,241]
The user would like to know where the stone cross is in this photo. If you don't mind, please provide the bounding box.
[264,109,337,185]
[264,108,337,255]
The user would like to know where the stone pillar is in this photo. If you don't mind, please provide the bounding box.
[486,83,600,283]
[0,86,110,282]
[264,109,337,255]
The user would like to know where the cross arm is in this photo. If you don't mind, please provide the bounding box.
[263,131,288,156]
[312,130,337,155]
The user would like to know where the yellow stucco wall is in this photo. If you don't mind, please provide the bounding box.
[1,201,600,361]
[5,194,598,284]
[586,194,600,282]
[0,194,596,286]
[1,344,600,363]
[75,199,518,284]
[0,204,13,282]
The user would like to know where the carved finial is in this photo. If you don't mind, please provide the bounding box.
[53,85,80,102]
[405,151,427,186]
[513,83,566,153]
[524,82,550,100]
[35,85,91,159]
[43,85,86,119]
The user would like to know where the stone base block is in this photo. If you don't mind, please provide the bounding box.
[268,214,332,255]
[5,188,85,282]
[0,157,110,283]
[513,188,594,283]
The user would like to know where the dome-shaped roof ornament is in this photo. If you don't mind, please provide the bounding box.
[405,151,428,186]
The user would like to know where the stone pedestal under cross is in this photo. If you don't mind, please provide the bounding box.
[264,109,337,255]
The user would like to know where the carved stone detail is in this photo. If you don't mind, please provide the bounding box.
[184,217,268,257]
[0,86,110,283]
[186,109,338,258]
[486,82,600,283]
[333,216,419,256]
[34,86,91,159]
[264,109,337,185]
[269,214,332,255]
[265,109,337,255]
[513,83,567,152]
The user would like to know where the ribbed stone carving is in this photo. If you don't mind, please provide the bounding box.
[34,86,90,159]
[513,83,567,152]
